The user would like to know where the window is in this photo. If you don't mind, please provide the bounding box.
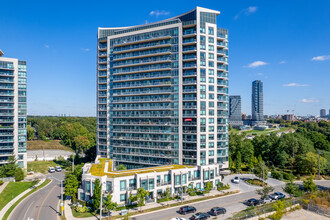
[86,181,91,191]
[200,77,206,82]
[209,118,214,124]
[209,77,214,83]
[200,52,206,59]
[200,27,206,33]
[208,69,214,75]
[106,181,112,192]
[200,93,206,99]
[208,45,214,51]
[209,142,214,148]
[200,101,206,109]
[196,183,201,189]
[149,179,154,190]
[209,85,214,91]
[209,150,214,156]
[208,37,214,43]
[200,44,206,50]
[204,170,209,180]
[120,180,126,191]
[200,135,206,142]
[194,170,200,179]
[200,118,206,125]
[175,175,181,185]
[209,134,214,140]
[208,53,214,59]
[208,27,214,35]
[200,126,206,132]
[141,179,148,190]
[209,94,214,99]
[182,174,187,184]
[200,110,206,115]
[120,194,126,202]
[209,102,214,107]
[200,143,206,149]
[209,126,214,132]
[164,174,171,184]
[209,61,214,67]
[209,110,214,116]
[129,179,136,189]
[200,61,206,66]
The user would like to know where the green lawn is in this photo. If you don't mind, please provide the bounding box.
[71,208,96,218]
[27,140,74,151]
[27,161,58,173]
[0,181,35,210]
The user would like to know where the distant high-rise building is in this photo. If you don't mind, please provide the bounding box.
[97,7,229,168]
[320,109,326,117]
[0,50,27,168]
[282,114,294,121]
[229,95,243,126]
[252,80,264,122]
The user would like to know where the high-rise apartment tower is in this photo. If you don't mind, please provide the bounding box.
[0,51,27,168]
[320,109,326,117]
[252,80,264,122]
[229,95,243,127]
[97,7,229,169]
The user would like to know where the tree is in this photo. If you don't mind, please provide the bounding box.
[135,188,149,211]
[14,167,25,181]
[254,159,269,181]
[283,181,303,197]
[235,151,242,173]
[103,194,117,220]
[116,164,127,171]
[303,175,318,192]
[270,200,286,220]
[92,179,102,211]
[204,181,213,193]
[64,174,79,201]
[74,135,91,153]
[295,152,326,175]
[0,156,17,177]
[256,185,274,199]
[27,125,35,140]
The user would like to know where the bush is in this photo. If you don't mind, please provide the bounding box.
[282,172,294,181]
[217,182,230,191]
[75,205,89,213]
[15,168,25,181]
[271,169,283,180]
[0,180,3,185]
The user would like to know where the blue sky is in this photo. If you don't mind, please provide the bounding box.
[1,0,329,116]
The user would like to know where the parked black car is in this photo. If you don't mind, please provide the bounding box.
[179,206,196,215]
[190,212,210,220]
[210,207,226,216]
[246,198,260,206]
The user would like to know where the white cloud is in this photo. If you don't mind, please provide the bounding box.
[279,60,287,64]
[247,61,268,68]
[257,73,264,76]
[234,6,258,19]
[311,55,330,61]
[283,83,309,87]
[149,10,170,17]
[300,98,319,103]
[44,44,50,48]
[81,48,90,52]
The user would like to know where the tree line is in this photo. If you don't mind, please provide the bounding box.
[230,121,330,177]
[27,116,97,153]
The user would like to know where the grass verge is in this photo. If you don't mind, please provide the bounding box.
[246,179,266,187]
[2,179,51,220]
[0,181,35,210]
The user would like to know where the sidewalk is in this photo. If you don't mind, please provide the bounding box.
[64,189,238,220]
[0,178,46,218]
[0,182,9,195]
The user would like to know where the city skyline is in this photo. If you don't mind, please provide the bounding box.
[1,0,329,116]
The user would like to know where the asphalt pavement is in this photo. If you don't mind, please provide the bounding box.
[10,172,64,220]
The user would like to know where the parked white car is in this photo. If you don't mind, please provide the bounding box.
[49,167,55,173]
[232,176,240,184]
[55,166,62,172]
[261,197,272,204]
[170,218,187,220]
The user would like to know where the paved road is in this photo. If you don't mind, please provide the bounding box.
[10,172,64,220]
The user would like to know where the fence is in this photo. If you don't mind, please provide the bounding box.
[301,203,330,218]
[0,177,15,182]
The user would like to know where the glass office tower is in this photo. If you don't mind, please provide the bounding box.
[97,7,229,169]
[0,51,27,168]
[252,80,264,122]
[229,95,243,127]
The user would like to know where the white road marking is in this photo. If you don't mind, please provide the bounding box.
[23,200,35,220]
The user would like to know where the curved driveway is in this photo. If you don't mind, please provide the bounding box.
[10,172,64,220]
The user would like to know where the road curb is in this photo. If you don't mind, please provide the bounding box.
[131,190,241,218]
[5,179,52,220]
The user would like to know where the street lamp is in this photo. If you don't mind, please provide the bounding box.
[51,176,64,216]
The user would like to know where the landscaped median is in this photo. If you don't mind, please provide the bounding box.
[2,179,51,220]
[67,189,240,219]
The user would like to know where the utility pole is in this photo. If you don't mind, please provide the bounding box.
[61,180,63,216]
[262,162,265,186]
[318,150,321,179]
